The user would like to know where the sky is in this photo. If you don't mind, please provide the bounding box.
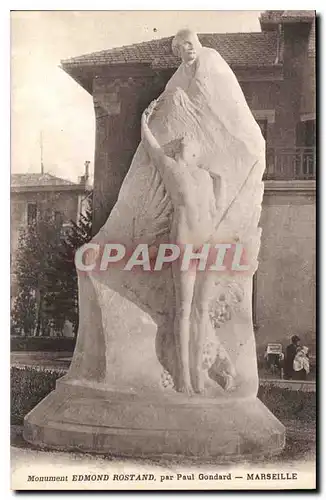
[11,10,263,183]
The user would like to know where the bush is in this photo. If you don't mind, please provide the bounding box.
[11,336,76,352]
[258,384,316,423]
[11,367,63,425]
[11,366,316,427]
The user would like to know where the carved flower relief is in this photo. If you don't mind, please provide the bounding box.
[209,282,244,330]
[202,282,244,381]
[160,282,245,391]
[161,369,174,389]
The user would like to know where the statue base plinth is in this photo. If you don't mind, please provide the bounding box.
[23,379,285,459]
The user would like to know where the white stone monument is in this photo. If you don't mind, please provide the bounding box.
[24,30,285,458]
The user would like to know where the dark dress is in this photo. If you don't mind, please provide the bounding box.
[284,344,297,379]
[293,369,307,381]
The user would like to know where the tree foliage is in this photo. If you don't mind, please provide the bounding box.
[11,194,93,336]
[46,194,93,334]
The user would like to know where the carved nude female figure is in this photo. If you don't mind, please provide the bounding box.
[141,101,235,395]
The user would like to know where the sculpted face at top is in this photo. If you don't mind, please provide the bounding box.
[172,30,202,65]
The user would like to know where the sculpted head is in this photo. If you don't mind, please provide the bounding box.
[172,29,202,65]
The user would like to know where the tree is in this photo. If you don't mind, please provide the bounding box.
[44,194,93,335]
[11,194,93,337]
[11,213,62,336]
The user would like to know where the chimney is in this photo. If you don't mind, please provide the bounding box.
[79,161,90,186]
[84,161,90,183]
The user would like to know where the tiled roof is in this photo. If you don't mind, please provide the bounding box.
[260,10,285,23]
[259,10,315,56]
[281,10,316,21]
[260,10,315,23]
[61,31,279,70]
[11,173,77,188]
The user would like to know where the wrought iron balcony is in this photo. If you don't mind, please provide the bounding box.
[264,147,316,180]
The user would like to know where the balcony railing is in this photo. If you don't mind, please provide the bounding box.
[264,147,316,180]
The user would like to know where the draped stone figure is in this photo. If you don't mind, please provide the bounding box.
[67,29,265,397]
[24,30,285,457]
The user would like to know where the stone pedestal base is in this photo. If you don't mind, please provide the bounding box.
[23,379,285,459]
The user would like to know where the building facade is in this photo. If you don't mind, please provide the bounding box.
[61,10,316,354]
[11,167,92,296]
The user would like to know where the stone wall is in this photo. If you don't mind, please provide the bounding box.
[273,22,311,148]
[92,74,167,232]
[300,55,315,116]
[255,180,316,355]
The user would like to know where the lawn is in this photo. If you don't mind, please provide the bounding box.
[11,366,316,426]
[11,366,316,466]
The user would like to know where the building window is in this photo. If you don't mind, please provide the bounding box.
[295,120,316,178]
[252,110,275,143]
[256,119,268,140]
[61,222,73,238]
[296,120,316,147]
[54,210,63,226]
[27,203,37,226]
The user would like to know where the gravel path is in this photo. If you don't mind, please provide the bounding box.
[11,421,315,468]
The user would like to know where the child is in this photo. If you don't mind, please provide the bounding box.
[293,346,310,380]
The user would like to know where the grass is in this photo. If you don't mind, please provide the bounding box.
[11,367,316,467]
[11,366,62,425]
[11,336,76,352]
[257,384,316,423]
[11,366,316,427]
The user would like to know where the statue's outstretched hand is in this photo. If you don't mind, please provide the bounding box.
[141,100,160,147]
[142,100,157,124]
[147,99,157,116]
